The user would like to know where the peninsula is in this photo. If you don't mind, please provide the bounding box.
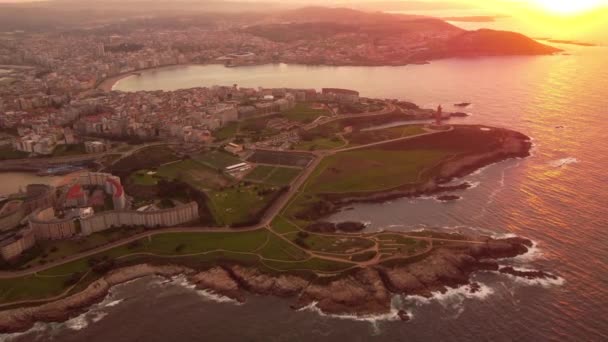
[0,96,544,332]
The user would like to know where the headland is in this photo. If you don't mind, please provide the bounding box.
[0,114,546,333]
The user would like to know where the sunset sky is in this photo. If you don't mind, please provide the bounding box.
[0,0,607,15]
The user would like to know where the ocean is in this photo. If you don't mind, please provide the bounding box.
[4,15,608,342]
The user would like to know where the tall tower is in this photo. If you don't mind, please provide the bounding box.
[435,105,443,126]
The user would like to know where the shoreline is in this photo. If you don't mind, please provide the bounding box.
[97,63,199,92]
[0,234,551,334]
[0,126,546,334]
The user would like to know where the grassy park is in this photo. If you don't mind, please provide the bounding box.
[282,103,329,123]
[245,165,301,186]
[0,126,522,308]
[305,148,450,194]
[193,150,242,170]
[207,183,282,226]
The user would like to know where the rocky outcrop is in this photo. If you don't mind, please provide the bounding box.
[0,264,191,334]
[499,266,558,280]
[0,236,544,333]
[295,268,390,315]
[469,237,532,259]
[227,265,310,298]
[189,267,244,302]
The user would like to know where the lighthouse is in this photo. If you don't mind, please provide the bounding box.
[435,105,443,126]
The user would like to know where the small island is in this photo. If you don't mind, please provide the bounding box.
[0,92,540,332]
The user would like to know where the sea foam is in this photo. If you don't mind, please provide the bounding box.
[494,267,565,288]
[549,157,579,168]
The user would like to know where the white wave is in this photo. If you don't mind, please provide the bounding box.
[512,240,543,262]
[166,275,242,305]
[469,164,491,176]
[91,311,108,324]
[491,232,519,239]
[63,294,118,331]
[528,139,539,158]
[196,289,242,305]
[495,268,565,288]
[466,181,481,189]
[104,299,123,308]
[64,313,89,331]
[549,157,579,168]
[297,301,401,323]
[168,274,196,290]
[436,196,462,203]
[403,282,494,320]
[406,282,495,306]
[0,322,49,342]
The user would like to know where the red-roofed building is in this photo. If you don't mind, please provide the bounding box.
[65,184,88,208]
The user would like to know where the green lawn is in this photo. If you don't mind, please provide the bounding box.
[244,165,276,182]
[145,230,268,255]
[262,258,354,273]
[266,167,301,186]
[0,228,356,304]
[130,159,231,190]
[346,124,426,146]
[0,274,73,303]
[286,232,375,254]
[111,145,181,174]
[208,184,280,226]
[22,228,146,269]
[306,148,451,194]
[245,166,301,186]
[258,233,309,261]
[270,216,301,234]
[194,150,242,170]
[130,170,159,185]
[283,103,329,123]
[295,137,344,151]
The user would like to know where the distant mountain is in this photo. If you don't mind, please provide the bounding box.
[245,8,561,63]
[439,29,562,57]
[261,6,425,24]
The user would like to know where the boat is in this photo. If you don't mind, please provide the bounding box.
[454,102,471,107]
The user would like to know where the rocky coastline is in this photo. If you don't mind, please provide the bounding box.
[0,235,542,333]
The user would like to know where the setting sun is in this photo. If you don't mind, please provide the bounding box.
[531,0,605,15]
